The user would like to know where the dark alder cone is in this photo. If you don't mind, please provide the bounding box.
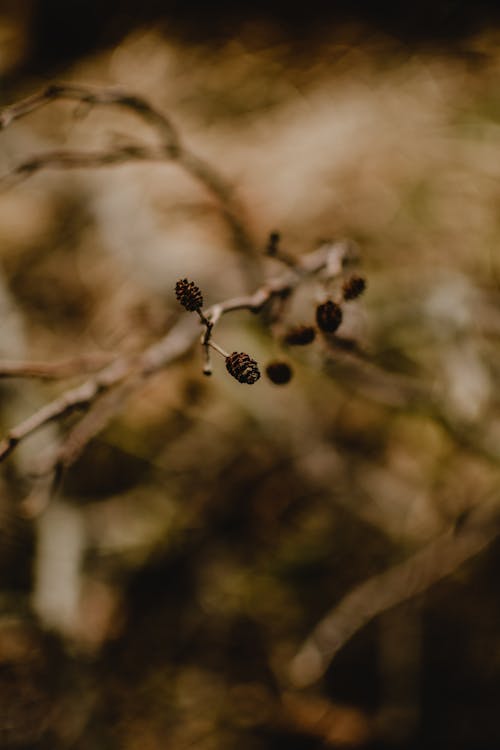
[266,230,281,255]
[342,275,366,301]
[225,352,261,384]
[284,325,316,346]
[266,361,293,385]
[316,300,343,333]
[175,278,203,311]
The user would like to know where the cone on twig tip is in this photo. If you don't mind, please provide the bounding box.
[342,275,366,301]
[266,361,293,385]
[266,230,281,255]
[316,300,343,333]
[284,325,316,346]
[225,352,260,384]
[175,278,203,311]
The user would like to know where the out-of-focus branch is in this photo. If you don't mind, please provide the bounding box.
[0,145,168,191]
[0,353,114,380]
[322,353,500,466]
[1,234,497,485]
[0,83,180,148]
[0,83,256,265]
[289,502,500,688]
[1,82,336,474]
[21,379,144,518]
[0,242,350,477]
[176,149,256,259]
[0,355,133,463]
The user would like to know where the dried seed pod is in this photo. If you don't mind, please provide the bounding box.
[284,325,316,346]
[175,278,203,311]
[225,352,261,384]
[342,275,366,301]
[316,300,343,333]
[266,361,293,385]
[266,230,281,255]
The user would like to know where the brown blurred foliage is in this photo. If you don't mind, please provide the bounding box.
[2,5,500,750]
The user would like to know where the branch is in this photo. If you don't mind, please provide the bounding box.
[205,240,351,325]
[0,355,133,462]
[20,379,143,518]
[289,503,500,687]
[0,241,350,470]
[321,353,500,466]
[0,83,256,266]
[0,353,114,380]
[0,83,180,150]
[0,145,168,191]
[196,240,350,374]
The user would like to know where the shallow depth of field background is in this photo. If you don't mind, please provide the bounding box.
[2,3,500,748]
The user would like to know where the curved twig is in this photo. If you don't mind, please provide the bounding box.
[0,83,257,266]
[0,83,180,149]
[0,241,350,471]
[289,503,500,687]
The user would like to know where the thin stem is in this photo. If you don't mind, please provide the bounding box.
[202,347,213,376]
[196,308,211,331]
[196,308,214,374]
[208,341,229,358]
[0,241,350,474]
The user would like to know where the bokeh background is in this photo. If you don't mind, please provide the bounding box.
[2,2,500,748]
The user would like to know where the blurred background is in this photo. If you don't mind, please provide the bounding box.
[2,2,500,748]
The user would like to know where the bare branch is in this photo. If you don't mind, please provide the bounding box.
[0,83,180,151]
[0,145,168,191]
[206,240,349,325]
[0,242,349,470]
[0,81,285,476]
[0,83,257,268]
[322,352,500,466]
[193,240,350,373]
[175,149,256,259]
[289,504,500,687]
[0,355,132,462]
[0,228,496,504]
[0,353,114,380]
[19,380,148,519]
[57,379,142,472]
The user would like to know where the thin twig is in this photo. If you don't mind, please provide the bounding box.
[289,502,500,687]
[205,240,349,326]
[0,242,349,471]
[0,145,168,191]
[0,353,114,380]
[0,84,180,150]
[208,341,229,358]
[57,378,143,472]
[322,352,500,466]
[0,83,257,271]
[196,309,215,375]
[0,355,132,462]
